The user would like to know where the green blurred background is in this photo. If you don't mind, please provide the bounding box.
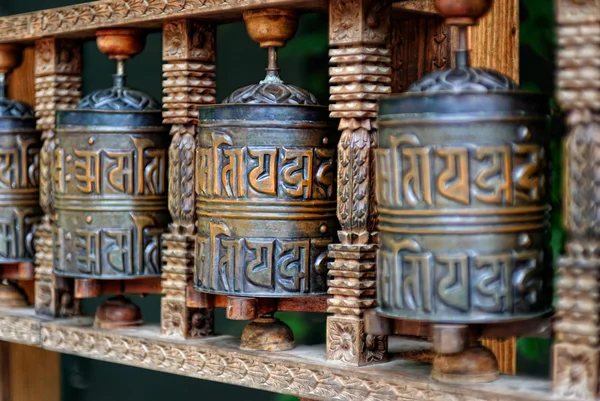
[0,0,558,399]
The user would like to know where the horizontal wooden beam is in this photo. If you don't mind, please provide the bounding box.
[0,307,557,401]
[0,0,435,44]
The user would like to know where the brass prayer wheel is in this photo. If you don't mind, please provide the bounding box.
[376,90,552,323]
[193,10,338,299]
[53,30,169,280]
[376,4,551,327]
[0,45,41,264]
[375,0,552,383]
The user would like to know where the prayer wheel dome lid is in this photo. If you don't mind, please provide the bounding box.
[407,66,519,93]
[76,29,159,112]
[405,0,519,94]
[76,85,160,111]
[223,8,319,106]
[222,76,319,105]
[0,97,34,118]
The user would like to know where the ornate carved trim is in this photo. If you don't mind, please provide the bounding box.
[35,318,554,401]
[0,1,431,44]
[0,312,41,345]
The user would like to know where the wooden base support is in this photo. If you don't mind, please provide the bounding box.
[0,263,34,281]
[431,325,499,384]
[73,277,160,330]
[75,277,161,298]
[240,315,295,352]
[364,310,549,375]
[0,282,27,308]
[0,262,36,309]
[187,290,326,351]
[94,295,143,329]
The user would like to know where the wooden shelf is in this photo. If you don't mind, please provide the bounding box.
[0,307,558,401]
[0,0,435,44]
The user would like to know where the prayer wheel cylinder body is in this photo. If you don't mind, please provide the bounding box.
[0,104,41,263]
[375,92,552,323]
[53,110,169,278]
[193,104,338,297]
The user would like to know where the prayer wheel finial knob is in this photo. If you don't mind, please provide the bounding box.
[0,44,23,75]
[96,29,146,60]
[434,0,492,26]
[243,8,298,48]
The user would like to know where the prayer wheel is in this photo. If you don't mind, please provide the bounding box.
[0,44,41,307]
[53,30,169,327]
[375,0,552,383]
[193,9,338,350]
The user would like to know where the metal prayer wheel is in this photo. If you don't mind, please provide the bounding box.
[0,45,41,265]
[53,30,169,282]
[375,0,552,383]
[194,10,337,298]
[193,9,337,351]
[376,89,552,323]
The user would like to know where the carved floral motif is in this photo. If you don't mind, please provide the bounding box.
[327,320,357,363]
[161,301,186,337]
[330,0,360,42]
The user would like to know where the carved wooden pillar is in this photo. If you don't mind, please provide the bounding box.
[33,38,81,317]
[553,0,600,398]
[326,0,391,365]
[160,20,216,338]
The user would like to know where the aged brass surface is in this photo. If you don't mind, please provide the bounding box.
[0,46,41,265]
[194,105,337,297]
[376,90,551,323]
[53,31,169,280]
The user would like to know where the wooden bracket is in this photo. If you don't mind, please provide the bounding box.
[186,284,328,320]
[75,278,162,299]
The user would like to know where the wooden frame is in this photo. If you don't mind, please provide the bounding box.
[0,0,572,400]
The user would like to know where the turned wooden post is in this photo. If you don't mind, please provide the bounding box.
[33,38,81,317]
[553,0,600,398]
[160,19,216,338]
[326,0,391,365]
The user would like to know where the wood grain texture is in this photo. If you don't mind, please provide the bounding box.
[481,337,517,376]
[468,0,519,82]
[8,343,60,401]
[0,342,9,401]
[6,46,34,105]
